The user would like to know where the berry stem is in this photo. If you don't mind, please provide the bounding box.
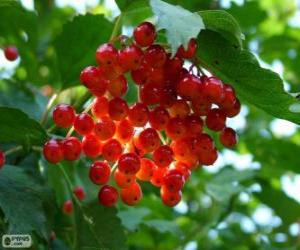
[40,93,58,126]
[111,162,118,173]
[110,14,123,42]
[4,145,42,156]
[158,131,167,144]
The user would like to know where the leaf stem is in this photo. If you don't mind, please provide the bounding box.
[40,93,58,126]
[110,14,123,42]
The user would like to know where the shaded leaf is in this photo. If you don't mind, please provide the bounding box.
[144,219,181,235]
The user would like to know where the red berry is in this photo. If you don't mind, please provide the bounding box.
[159,85,177,108]
[220,127,237,147]
[0,150,5,168]
[43,139,64,163]
[108,75,128,97]
[198,148,218,165]
[108,97,129,121]
[143,45,167,68]
[193,133,215,153]
[118,153,140,175]
[114,169,136,188]
[171,137,198,165]
[150,167,167,187]
[220,84,236,109]
[202,76,224,103]
[223,99,241,118]
[128,102,149,127]
[184,115,203,136]
[102,139,123,162]
[92,96,109,118]
[136,158,156,181]
[73,186,86,201]
[53,104,76,128]
[89,161,111,185]
[118,45,143,71]
[133,22,156,47]
[175,162,191,181]
[177,74,201,100]
[96,43,118,67]
[80,66,108,95]
[131,64,151,85]
[169,99,190,118]
[62,137,82,161]
[4,46,18,61]
[121,182,142,206]
[115,119,134,143]
[149,106,170,131]
[138,128,161,153]
[98,185,118,207]
[153,145,173,168]
[160,185,182,207]
[139,82,162,106]
[191,99,212,116]
[163,169,185,192]
[74,113,94,135]
[166,117,187,140]
[99,64,124,81]
[63,200,73,214]
[94,117,116,141]
[206,109,226,131]
[146,67,165,86]
[176,38,197,59]
[82,134,102,158]
[164,55,183,81]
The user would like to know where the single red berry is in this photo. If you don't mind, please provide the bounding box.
[139,82,162,106]
[94,117,116,141]
[202,76,224,103]
[102,139,123,162]
[222,99,241,118]
[159,85,177,108]
[176,38,197,59]
[220,127,237,147]
[118,153,141,175]
[4,46,18,61]
[43,139,64,163]
[114,169,136,188]
[184,115,203,136]
[131,64,151,85]
[108,75,128,97]
[138,128,161,153]
[166,117,187,140]
[133,22,156,47]
[175,162,191,181]
[62,137,82,161]
[121,182,143,206]
[73,186,86,201]
[80,66,108,95]
[163,169,185,192]
[115,119,134,143]
[160,185,182,207]
[191,99,212,116]
[63,200,73,214]
[171,137,198,166]
[128,102,149,127]
[82,134,102,158]
[143,44,167,68]
[96,43,118,67]
[220,84,236,108]
[150,167,167,187]
[0,150,5,168]
[146,67,165,86]
[164,55,184,81]
[108,97,129,121]
[53,104,76,128]
[169,99,190,118]
[89,161,111,185]
[153,145,173,168]
[193,133,215,154]
[74,113,94,135]
[149,106,170,131]
[177,74,202,100]
[92,96,109,118]
[98,185,118,207]
[206,109,226,131]
[136,158,156,181]
[198,148,218,165]
[99,64,124,81]
[118,45,143,71]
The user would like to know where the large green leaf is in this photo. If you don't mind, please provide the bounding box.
[54,14,113,89]
[118,207,150,231]
[0,165,55,239]
[197,30,300,125]
[0,107,48,146]
[150,0,204,55]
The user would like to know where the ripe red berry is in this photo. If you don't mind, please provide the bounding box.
[163,169,185,192]
[73,186,86,201]
[146,67,165,86]
[92,96,109,118]
[82,134,102,158]
[118,153,140,175]
[108,75,128,97]
[184,115,203,136]
[43,139,64,163]
[160,185,182,207]
[102,139,123,162]
[164,55,183,81]
[98,185,118,207]
[138,128,161,153]
[153,145,173,168]
[220,127,237,147]
[115,119,134,143]
[131,64,151,85]
[96,43,118,67]
[175,162,191,181]
[136,158,156,181]
[74,113,94,135]
[149,106,170,131]
[166,117,187,140]
[4,46,18,61]
[63,200,73,214]
[223,99,241,118]
[198,148,218,165]
[133,22,156,47]
[62,137,82,161]
[159,85,177,108]
[121,182,142,206]
[169,99,190,118]
[53,104,76,128]
[0,150,5,168]
[143,44,167,68]
[118,45,143,71]
[140,82,162,106]
[191,99,212,116]
[89,161,111,185]
[202,76,224,103]
[150,167,167,187]
[128,102,149,127]
[80,66,108,95]
[176,38,197,59]
[171,137,198,166]
[206,109,226,131]
[177,74,201,100]
[94,117,116,141]
[108,97,129,121]
[114,169,136,188]
[220,84,236,109]
[193,133,215,153]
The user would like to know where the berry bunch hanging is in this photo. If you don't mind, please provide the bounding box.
[43,22,240,208]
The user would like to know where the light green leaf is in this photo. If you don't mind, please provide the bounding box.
[118,207,150,231]
[144,219,181,235]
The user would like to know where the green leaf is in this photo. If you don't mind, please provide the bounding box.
[118,207,150,231]
[199,10,243,47]
[150,0,204,55]
[143,219,181,235]
[76,201,126,250]
[0,107,48,146]
[0,165,55,239]
[197,30,300,125]
[55,14,113,89]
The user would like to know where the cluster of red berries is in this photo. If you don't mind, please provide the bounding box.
[3,46,19,61]
[43,22,240,208]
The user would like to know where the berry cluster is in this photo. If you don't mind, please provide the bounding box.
[43,22,240,208]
